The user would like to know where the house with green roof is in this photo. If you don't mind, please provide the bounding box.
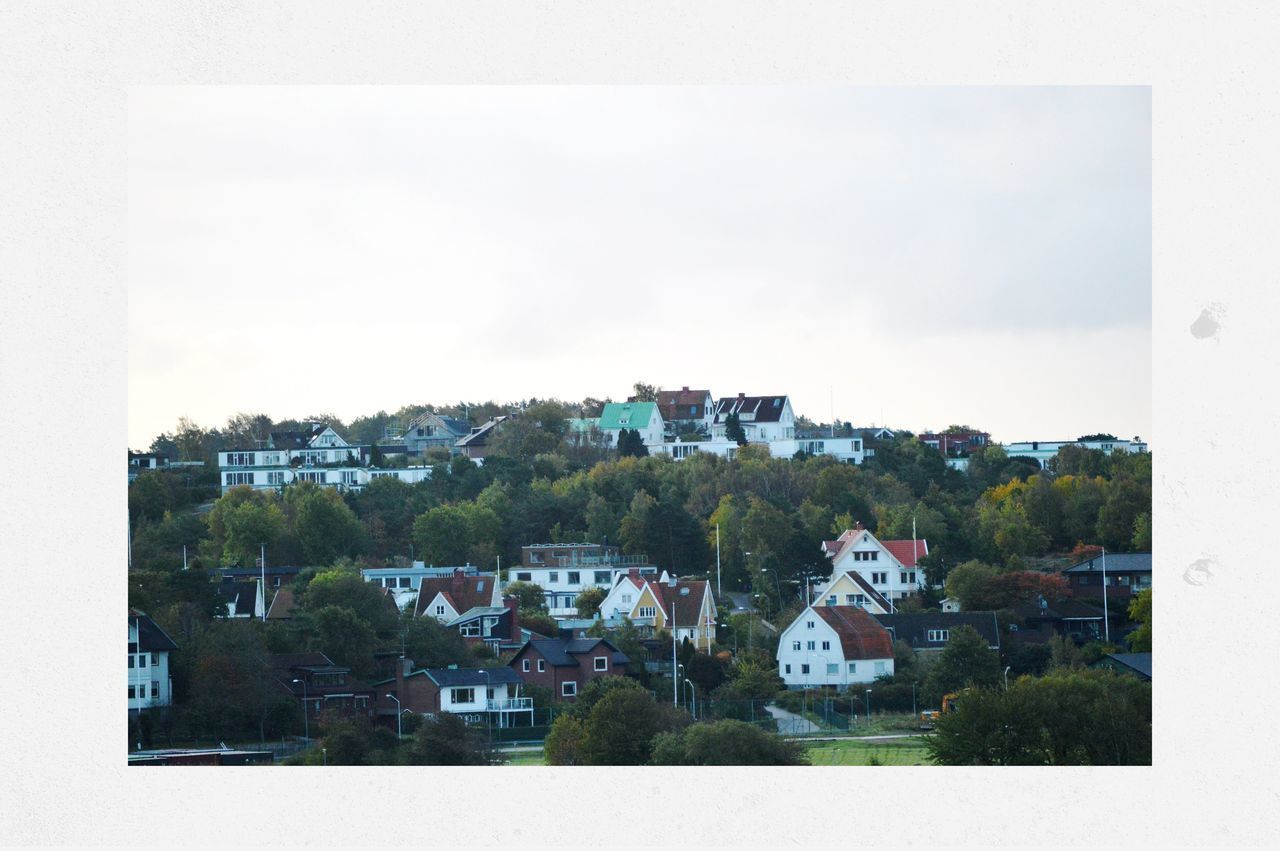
[596,402,665,447]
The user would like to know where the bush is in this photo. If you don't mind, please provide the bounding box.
[650,720,809,765]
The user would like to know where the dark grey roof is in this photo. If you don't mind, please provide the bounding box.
[520,637,627,667]
[1099,653,1152,678]
[213,566,301,578]
[712,395,790,424]
[215,581,259,616]
[873,612,1001,649]
[440,417,472,436]
[425,667,523,687]
[131,610,178,652]
[1064,553,1152,574]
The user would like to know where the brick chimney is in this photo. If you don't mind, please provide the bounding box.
[503,595,519,640]
[737,392,745,399]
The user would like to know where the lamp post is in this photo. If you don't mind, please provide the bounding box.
[864,688,872,726]
[684,679,697,721]
[1100,547,1111,643]
[1003,666,1011,691]
[480,668,492,745]
[386,693,402,739]
[676,663,685,712]
[292,678,309,741]
[912,681,918,719]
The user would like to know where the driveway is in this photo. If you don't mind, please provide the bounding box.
[764,703,821,735]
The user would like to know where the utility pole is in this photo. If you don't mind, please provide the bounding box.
[715,524,721,598]
[260,543,267,622]
[1101,547,1110,643]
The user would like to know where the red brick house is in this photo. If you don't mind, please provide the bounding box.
[371,660,533,729]
[509,638,630,701]
[269,652,375,727]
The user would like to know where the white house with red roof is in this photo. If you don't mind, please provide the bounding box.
[597,569,718,651]
[816,523,929,606]
[776,604,895,690]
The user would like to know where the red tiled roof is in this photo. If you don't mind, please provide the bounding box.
[414,572,496,616]
[648,579,713,629]
[813,606,894,660]
[881,539,928,568]
[266,587,296,620]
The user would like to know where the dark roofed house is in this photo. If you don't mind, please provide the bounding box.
[129,609,177,712]
[1006,596,1118,644]
[873,612,1001,653]
[401,411,473,456]
[653,387,714,436]
[270,652,375,726]
[509,637,630,701]
[1063,552,1152,601]
[415,569,501,621]
[711,393,796,442]
[215,580,264,620]
[1092,652,1152,681]
[455,415,510,460]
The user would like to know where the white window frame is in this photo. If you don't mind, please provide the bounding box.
[561,681,577,697]
[537,659,546,672]
[522,659,531,672]
[594,656,608,671]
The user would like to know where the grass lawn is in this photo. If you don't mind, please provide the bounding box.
[803,737,933,766]
[502,748,546,766]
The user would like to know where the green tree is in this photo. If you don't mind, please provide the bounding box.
[943,560,1001,610]
[923,625,1001,704]
[724,412,748,446]
[1126,589,1152,652]
[403,712,500,765]
[310,606,377,678]
[575,586,607,618]
[411,504,471,565]
[286,483,366,565]
[204,486,287,567]
[650,720,809,765]
[617,428,649,458]
[631,382,658,402]
[503,581,547,612]
[578,687,689,765]
[544,714,589,765]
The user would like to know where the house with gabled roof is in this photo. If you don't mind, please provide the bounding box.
[1062,552,1152,601]
[711,393,795,442]
[810,571,892,615]
[265,586,297,621]
[400,411,472,456]
[776,604,895,690]
[455,415,510,460]
[596,401,665,448]
[372,660,533,728]
[654,387,714,437]
[597,569,717,650]
[873,612,1001,654]
[215,579,264,620]
[415,569,502,621]
[509,637,630,701]
[129,609,177,712]
[270,652,376,725]
[445,597,549,654]
[816,523,929,606]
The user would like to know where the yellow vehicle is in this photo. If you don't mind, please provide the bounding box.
[918,691,963,729]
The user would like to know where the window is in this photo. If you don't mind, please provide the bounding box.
[398,577,410,588]
[594,656,608,671]
[537,659,546,672]
[340,470,358,485]
[845,594,856,605]
[128,685,135,698]
[855,594,866,604]
[562,681,577,697]
[927,629,950,643]
[874,661,886,674]
[266,471,284,485]
[637,606,656,619]
[522,659,531,672]
[549,571,559,583]
[435,605,445,616]
[847,662,857,674]
[784,664,791,674]
[1119,575,1131,585]
[567,571,581,585]
[806,620,814,629]
[807,641,816,651]
[801,664,810,675]
[151,680,159,697]
[516,572,532,582]
[622,594,632,604]
[827,663,838,675]
[791,641,801,651]
[826,596,836,606]
[128,655,135,669]
[451,688,474,704]
[225,472,253,486]
[139,655,148,668]
[594,570,611,584]
[821,641,830,651]
[908,572,916,584]
[871,572,887,585]
[151,653,159,665]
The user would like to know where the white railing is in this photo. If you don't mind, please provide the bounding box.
[486,698,534,711]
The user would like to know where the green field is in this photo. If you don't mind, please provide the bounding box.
[503,749,546,766]
[803,737,933,766]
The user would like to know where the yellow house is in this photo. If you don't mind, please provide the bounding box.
[598,570,718,651]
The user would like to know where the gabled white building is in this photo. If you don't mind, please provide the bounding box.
[414,570,503,622]
[710,394,796,442]
[776,604,895,691]
[129,609,176,712]
[597,569,718,651]
[816,524,929,605]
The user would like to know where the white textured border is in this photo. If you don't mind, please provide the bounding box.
[1,1,1276,847]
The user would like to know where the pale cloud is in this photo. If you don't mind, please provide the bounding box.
[129,86,1150,447]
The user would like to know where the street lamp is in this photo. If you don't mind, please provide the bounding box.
[386,693,402,739]
[676,663,685,712]
[864,688,872,725]
[480,668,492,746]
[912,681,918,720]
[1003,666,1011,691]
[684,679,697,721]
[292,678,309,741]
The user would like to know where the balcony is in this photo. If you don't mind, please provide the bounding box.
[486,697,534,711]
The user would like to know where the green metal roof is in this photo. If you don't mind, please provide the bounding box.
[597,402,659,431]
[566,417,599,433]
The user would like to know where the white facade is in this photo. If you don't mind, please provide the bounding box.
[598,403,666,447]
[128,619,172,711]
[776,607,894,690]
[217,458,433,494]
[649,436,864,464]
[1000,437,1149,469]
[510,564,657,617]
[810,572,890,615]
[711,396,796,442]
[820,529,927,603]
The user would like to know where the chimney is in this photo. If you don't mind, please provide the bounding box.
[682,386,689,392]
[737,392,745,399]
[855,520,864,531]
[503,595,519,640]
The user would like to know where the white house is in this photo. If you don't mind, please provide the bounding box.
[596,402,666,447]
[710,394,796,442]
[776,604,895,690]
[361,565,480,611]
[816,524,929,605]
[217,422,435,494]
[655,387,716,437]
[129,609,177,712]
[597,570,718,651]
[649,435,864,464]
[1000,436,1149,469]
[809,570,892,615]
[413,570,502,622]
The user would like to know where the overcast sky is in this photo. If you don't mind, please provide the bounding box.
[128,86,1150,449]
